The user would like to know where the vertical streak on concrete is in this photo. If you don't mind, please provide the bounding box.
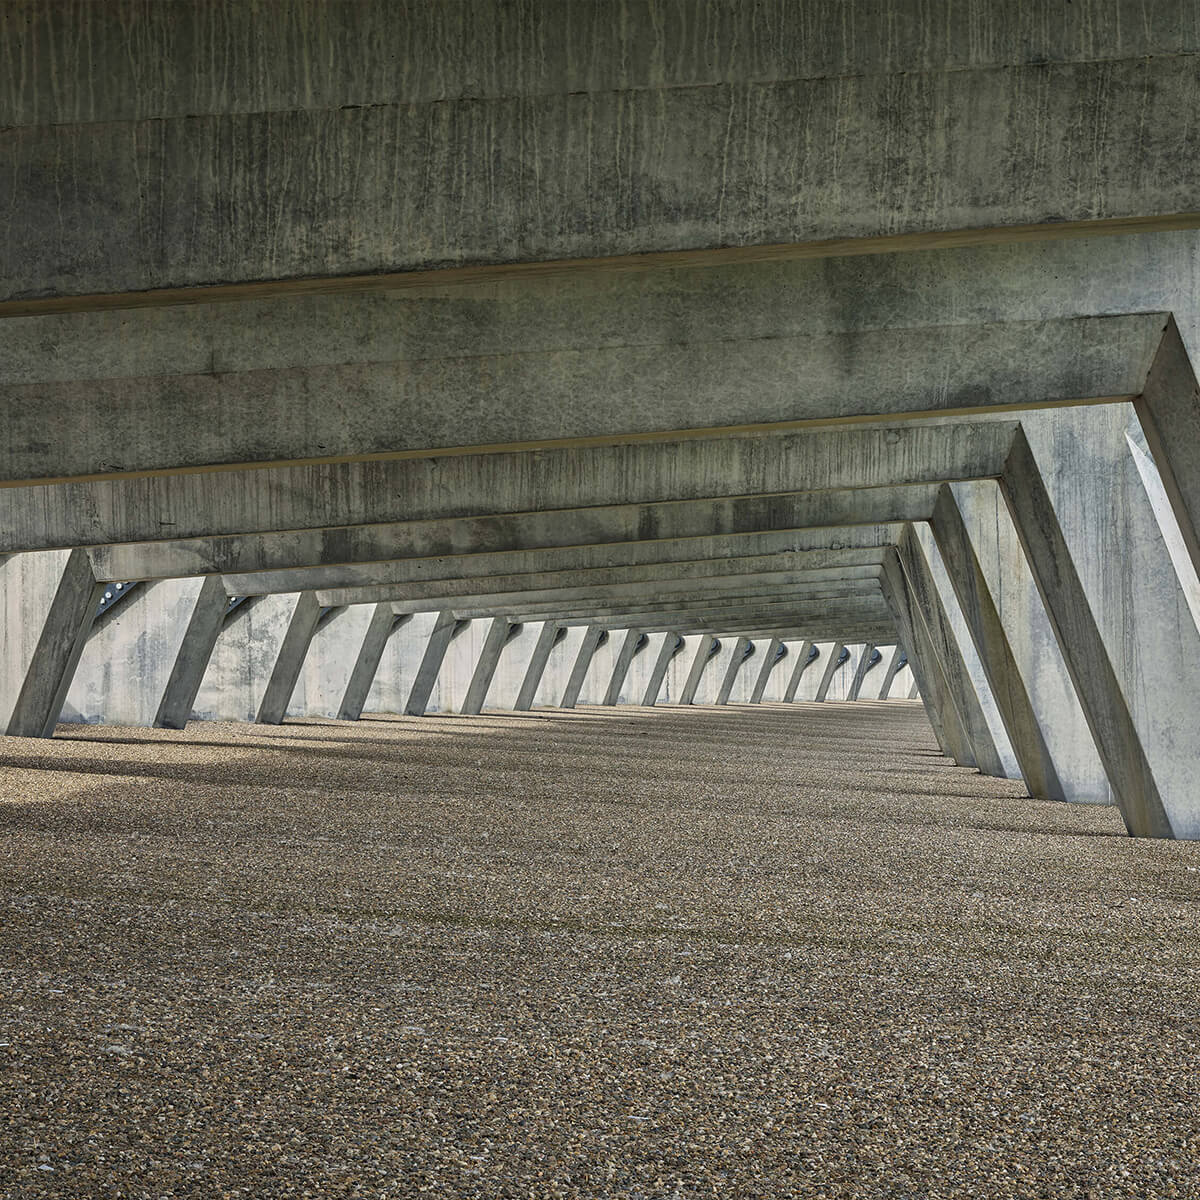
[603,629,645,705]
[462,617,515,715]
[847,644,877,700]
[515,622,562,710]
[2,549,103,738]
[339,605,404,720]
[716,637,753,705]
[813,644,845,702]
[749,639,784,702]
[880,553,972,763]
[906,675,920,700]
[930,485,1068,800]
[642,632,683,706]
[256,592,323,724]
[1001,420,1175,838]
[405,611,462,717]
[898,527,1009,777]
[154,575,229,729]
[679,635,719,705]
[561,626,605,709]
[781,641,816,702]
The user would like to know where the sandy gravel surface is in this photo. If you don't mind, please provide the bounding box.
[1,700,1199,1198]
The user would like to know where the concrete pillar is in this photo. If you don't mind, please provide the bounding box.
[0,549,103,737]
[896,528,1012,778]
[931,482,1101,803]
[679,635,720,705]
[364,611,446,716]
[1002,404,1200,837]
[603,629,648,705]
[906,525,1020,778]
[813,643,846,702]
[286,602,401,720]
[405,611,466,716]
[256,592,323,724]
[749,639,785,703]
[715,637,754,705]
[847,645,879,700]
[870,645,904,701]
[462,617,518,715]
[193,593,309,722]
[63,576,227,729]
[781,641,817,702]
[880,556,972,763]
[515,622,563,710]
[533,625,588,708]
[642,633,684,705]
[339,606,405,720]
[561,626,606,709]
[154,577,229,729]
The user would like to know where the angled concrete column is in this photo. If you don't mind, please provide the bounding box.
[906,673,921,700]
[871,645,904,701]
[339,606,405,720]
[192,593,309,722]
[823,642,865,701]
[256,593,323,724]
[679,635,720,706]
[932,482,1105,804]
[405,611,466,716]
[515,622,564,710]
[1135,318,1200,580]
[880,556,972,764]
[603,630,648,705]
[462,617,517,715]
[749,639,785,703]
[642,633,685,705]
[1002,404,1200,838]
[897,527,1013,778]
[908,524,1020,778]
[64,576,226,729]
[285,602,401,720]
[154,576,230,729]
[782,641,817,702]
[813,644,846,702]
[848,645,880,700]
[716,638,755,705]
[561,626,607,709]
[363,610,445,716]
[0,549,103,737]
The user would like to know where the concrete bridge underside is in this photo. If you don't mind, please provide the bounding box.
[3,0,1200,847]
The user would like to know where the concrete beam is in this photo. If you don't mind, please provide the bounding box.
[0,315,1162,483]
[0,420,1017,554]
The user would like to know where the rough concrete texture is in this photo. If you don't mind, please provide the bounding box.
[2,702,1197,1197]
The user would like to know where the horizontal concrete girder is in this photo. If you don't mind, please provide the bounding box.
[3,420,1018,554]
[313,561,886,613]
[470,580,885,624]
[0,314,1163,482]
[90,491,937,584]
[4,32,1197,305]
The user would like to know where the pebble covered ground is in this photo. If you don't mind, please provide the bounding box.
[1,700,1199,1198]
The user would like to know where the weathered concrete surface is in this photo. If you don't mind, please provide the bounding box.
[64,577,225,729]
[932,481,1111,805]
[0,549,101,738]
[0,316,1162,482]
[0,422,1013,555]
[1003,404,1200,838]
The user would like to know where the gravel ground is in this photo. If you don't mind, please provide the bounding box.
[1,700,1199,1199]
